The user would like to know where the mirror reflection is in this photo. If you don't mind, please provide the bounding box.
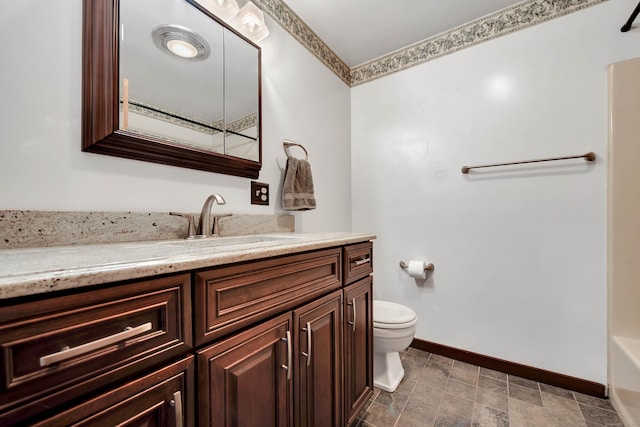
[118,0,259,161]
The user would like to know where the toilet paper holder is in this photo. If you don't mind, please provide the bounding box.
[399,260,434,272]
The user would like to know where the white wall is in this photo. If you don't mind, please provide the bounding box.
[0,1,351,233]
[351,0,640,384]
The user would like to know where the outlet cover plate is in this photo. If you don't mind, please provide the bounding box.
[251,181,269,205]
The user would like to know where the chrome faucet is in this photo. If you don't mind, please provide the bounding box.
[197,193,226,237]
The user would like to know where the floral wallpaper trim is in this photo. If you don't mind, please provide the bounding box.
[253,0,608,87]
[227,113,258,133]
[252,0,351,85]
[350,0,608,86]
[121,99,256,133]
[121,98,224,135]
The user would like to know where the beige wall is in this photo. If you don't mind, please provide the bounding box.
[608,57,640,340]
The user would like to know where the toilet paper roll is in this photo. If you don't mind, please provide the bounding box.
[407,260,427,279]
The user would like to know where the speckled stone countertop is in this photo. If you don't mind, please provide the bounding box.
[0,232,376,300]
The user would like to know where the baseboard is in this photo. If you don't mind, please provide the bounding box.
[410,338,606,398]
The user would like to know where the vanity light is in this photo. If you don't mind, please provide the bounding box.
[198,0,240,21]
[152,25,210,60]
[237,1,270,43]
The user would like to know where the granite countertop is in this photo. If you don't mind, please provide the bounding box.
[0,232,376,300]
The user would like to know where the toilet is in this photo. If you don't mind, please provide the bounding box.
[373,300,418,392]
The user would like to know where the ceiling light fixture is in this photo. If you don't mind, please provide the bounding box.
[237,1,270,43]
[198,0,240,21]
[152,25,210,60]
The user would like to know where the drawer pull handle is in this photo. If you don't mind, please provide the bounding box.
[347,298,357,333]
[39,322,153,367]
[301,322,312,366]
[281,330,292,380]
[171,391,184,427]
[352,257,371,267]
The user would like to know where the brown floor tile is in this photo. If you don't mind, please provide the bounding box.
[360,401,401,427]
[404,354,428,370]
[476,387,509,413]
[434,412,472,427]
[509,397,546,427]
[425,361,453,380]
[450,361,479,385]
[375,388,410,413]
[439,392,475,419]
[429,354,455,365]
[402,394,439,424]
[445,378,477,401]
[479,367,508,382]
[541,392,586,427]
[478,375,508,395]
[472,403,509,427]
[368,350,624,427]
[539,383,575,399]
[396,412,435,427]
[574,393,616,411]
[508,375,540,391]
[578,403,624,426]
[406,347,430,359]
[412,379,446,408]
[509,383,543,406]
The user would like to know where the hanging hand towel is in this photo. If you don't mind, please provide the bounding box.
[282,141,316,211]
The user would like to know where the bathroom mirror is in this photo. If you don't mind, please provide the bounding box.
[82,0,262,178]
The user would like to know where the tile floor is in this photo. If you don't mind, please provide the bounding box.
[356,348,624,427]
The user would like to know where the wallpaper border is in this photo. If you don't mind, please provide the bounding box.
[254,0,608,87]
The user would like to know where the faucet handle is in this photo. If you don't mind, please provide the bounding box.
[169,212,197,239]
[213,214,233,236]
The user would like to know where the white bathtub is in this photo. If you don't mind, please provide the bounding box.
[610,336,640,426]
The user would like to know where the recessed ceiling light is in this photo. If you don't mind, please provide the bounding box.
[152,25,210,60]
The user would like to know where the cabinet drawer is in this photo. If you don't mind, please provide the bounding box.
[33,355,194,427]
[343,242,373,284]
[0,273,192,425]
[194,248,341,345]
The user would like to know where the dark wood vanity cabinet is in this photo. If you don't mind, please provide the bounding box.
[0,240,373,426]
[196,243,373,427]
[0,274,192,426]
[33,355,194,427]
[197,313,293,426]
[343,276,374,426]
[294,290,344,427]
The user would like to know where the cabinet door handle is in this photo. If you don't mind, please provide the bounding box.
[301,322,312,366]
[170,391,183,427]
[347,298,357,333]
[281,330,292,380]
[39,322,153,367]
[352,257,371,267]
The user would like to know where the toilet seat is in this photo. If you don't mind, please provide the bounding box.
[373,300,417,329]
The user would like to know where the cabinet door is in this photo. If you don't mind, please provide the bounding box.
[294,289,343,427]
[33,355,194,427]
[198,312,293,427]
[344,276,373,426]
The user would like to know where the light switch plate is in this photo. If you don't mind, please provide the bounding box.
[251,181,269,205]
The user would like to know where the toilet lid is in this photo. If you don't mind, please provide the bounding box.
[373,300,417,326]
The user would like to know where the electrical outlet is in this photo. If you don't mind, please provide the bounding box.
[251,181,269,205]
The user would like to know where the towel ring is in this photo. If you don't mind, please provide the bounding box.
[283,140,309,160]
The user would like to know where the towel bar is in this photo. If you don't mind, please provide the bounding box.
[283,140,308,160]
[461,152,595,174]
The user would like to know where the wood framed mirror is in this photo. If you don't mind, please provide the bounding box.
[82,0,262,178]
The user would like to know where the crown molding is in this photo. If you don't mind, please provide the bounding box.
[256,0,608,87]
